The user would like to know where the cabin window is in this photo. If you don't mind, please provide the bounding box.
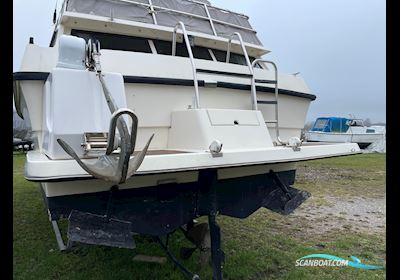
[153,39,213,61]
[193,46,214,60]
[69,29,261,67]
[313,119,329,129]
[71,30,152,53]
[152,39,260,65]
[211,49,261,68]
[153,39,187,57]
[213,49,243,65]
[348,120,363,127]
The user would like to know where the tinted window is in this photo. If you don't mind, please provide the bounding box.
[212,49,260,68]
[71,30,152,53]
[153,39,212,61]
[153,40,186,56]
[250,57,263,69]
[193,47,213,60]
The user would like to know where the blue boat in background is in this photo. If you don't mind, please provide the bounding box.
[305,117,385,149]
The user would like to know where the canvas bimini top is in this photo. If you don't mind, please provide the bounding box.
[310,117,351,133]
[65,0,262,45]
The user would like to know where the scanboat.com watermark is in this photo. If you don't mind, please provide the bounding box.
[295,254,384,269]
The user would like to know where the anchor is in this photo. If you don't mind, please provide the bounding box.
[57,39,154,184]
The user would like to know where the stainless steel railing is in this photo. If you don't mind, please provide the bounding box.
[172,21,200,109]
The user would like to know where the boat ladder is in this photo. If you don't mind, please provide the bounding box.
[250,59,284,144]
[172,22,283,143]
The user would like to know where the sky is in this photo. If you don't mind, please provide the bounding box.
[13,0,386,123]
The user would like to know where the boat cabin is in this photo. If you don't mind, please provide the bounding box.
[15,0,316,152]
[310,117,374,134]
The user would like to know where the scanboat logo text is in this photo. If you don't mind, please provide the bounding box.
[295,254,384,270]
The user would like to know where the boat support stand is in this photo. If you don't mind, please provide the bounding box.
[51,220,80,252]
[156,170,224,280]
[157,235,201,280]
[154,211,223,280]
[51,220,68,252]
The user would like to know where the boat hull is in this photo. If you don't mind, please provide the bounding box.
[305,131,385,148]
[43,168,303,237]
[25,142,360,199]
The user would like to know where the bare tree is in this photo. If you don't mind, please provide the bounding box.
[301,121,315,139]
[363,118,372,126]
[304,121,315,131]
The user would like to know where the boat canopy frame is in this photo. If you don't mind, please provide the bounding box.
[63,0,262,46]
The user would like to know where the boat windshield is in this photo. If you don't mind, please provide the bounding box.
[311,118,349,133]
[313,119,329,130]
[347,119,364,127]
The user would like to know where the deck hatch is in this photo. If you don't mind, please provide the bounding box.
[206,109,260,126]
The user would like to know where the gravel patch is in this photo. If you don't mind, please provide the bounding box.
[291,195,386,235]
[267,164,386,238]
[296,165,365,182]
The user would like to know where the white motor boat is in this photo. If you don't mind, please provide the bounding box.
[13,0,360,278]
[305,117,386,149]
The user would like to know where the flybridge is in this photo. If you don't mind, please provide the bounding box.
[64,0,262,45]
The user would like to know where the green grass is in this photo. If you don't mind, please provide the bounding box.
[295,154,386,203]
[13,153,386,279]
[303,154,386,170]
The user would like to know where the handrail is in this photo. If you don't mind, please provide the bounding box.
[115,0,256,33]
[226,32,254,76]
[203,3,217,36]
[186,0,249,19]
[251,59,284,144]
[148,0,157,24]
[172,21,200,109]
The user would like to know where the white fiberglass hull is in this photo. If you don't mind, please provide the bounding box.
[14,43,315,150]
[305,131,385,148]
[27,142,359,197]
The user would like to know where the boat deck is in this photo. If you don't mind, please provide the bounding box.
[301,142,342,146]
[134,150,191,156]
[138,143,344,155]
[25,142,361,182]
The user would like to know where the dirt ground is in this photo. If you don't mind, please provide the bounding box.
[292,195,386,235]
[279,164,386,238]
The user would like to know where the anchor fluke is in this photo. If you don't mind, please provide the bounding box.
[57,133,153,184]
[127,133,154,178]
[57,138,122,183]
